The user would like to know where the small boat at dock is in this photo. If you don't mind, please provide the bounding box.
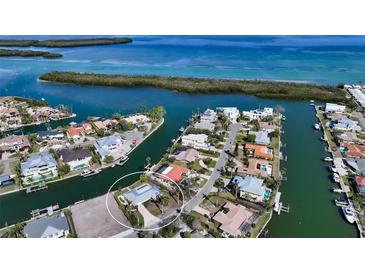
[313,123,320,130]
[179,127,185,133]
[116,155,129,166]
[81,169,101,178]
[333,188,344,193]
[281,115,286,121]
[324,157,333,162]
[341,207,355,224]
[329,165,337,173]
[332,173,340,183]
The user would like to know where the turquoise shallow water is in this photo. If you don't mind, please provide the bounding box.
[0,36,362,237]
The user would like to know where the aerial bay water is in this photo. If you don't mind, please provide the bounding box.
[0,36,362,237]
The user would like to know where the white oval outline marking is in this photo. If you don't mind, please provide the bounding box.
[105,171,185,232]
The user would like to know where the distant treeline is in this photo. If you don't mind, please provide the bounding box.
[0,37,132,48]
[0,49,62,59]
[39,71,348,103]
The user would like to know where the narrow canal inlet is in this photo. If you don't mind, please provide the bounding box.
[266,103,358,237]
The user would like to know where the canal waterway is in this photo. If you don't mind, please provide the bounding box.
[0,36,361,237]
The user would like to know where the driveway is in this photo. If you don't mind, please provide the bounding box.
[138,204,161,227]
[183,123,242,212]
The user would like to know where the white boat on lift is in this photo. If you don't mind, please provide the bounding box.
[342,207,355,224]
[332,173,340,183]
[116,155,129,166]
[81,169,101,178]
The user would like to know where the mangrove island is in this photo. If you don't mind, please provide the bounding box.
[0,37,132,48]
[0,49,62,59]
[39,71,348,102]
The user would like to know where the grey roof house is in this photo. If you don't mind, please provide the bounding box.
[345,158,365,176]
[24,212,70,238]
[122,183,161,206]
[249,130,271,146]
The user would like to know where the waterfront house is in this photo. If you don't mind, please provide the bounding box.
[0,135,30,153]
[217,107,240,123]
[245,144,273,160]
[172,148,199,163]
[242,107,273,121]
[237,158,272,178]
[259,121,276,133]
[36,130,65,141]
[94,134,124,159]
[345,158,365,176]
[213,202,254,237]
[157,163,190,184]
[200,109,217,123]
[124,114,150,125]
[0,107,20,121]
[59,148,93,170]
[324,112,347,121]
[21,152,58,184]
[66,123,93,140]
[24,212,70,238]
[182,134,210,150]
[355,176,365,196]
[0,174,15,188]
[93,119,118,131]
[194,121,215,131]
[232,175,268,202]
[122,183,161,206]
[333,132,359,144]
[331,118,361,132]
[325,103,346,113]
[249,130,271,145]
[341,143,365,158]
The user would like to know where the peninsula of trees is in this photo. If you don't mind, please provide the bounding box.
[39,71,348,102]
[0,37,132,48]
[0,49,62,59]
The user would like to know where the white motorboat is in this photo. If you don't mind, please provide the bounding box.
[329,165,337,173]
[342,207,355,224]
[179,127,185,133]
[314,123,320,130]
[324,157,333,162]
[332,173,340,183]
[281,115,286,121]
[116,155,129,166]
[81,169,101,178]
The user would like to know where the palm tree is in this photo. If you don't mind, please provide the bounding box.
[214,178,225,206]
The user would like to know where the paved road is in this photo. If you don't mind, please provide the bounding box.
[183,123,242,212]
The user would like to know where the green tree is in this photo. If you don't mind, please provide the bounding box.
[57,163,70,176]
[104,155,114,164]
[148,106,166,122]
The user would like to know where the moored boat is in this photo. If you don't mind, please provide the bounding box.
[313,123,320,130]
[341,207,355,224]
[332,173,340,183]
[281,115,286,121]
[179,127,185,133]
[116,155,129,166]
[81,169,101,178]
[324,157,333,162]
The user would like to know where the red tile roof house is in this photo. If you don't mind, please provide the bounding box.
[66,123,93,140]
[237,158,272,178]
[156,163,190,185]
[213,202,254,237]
[355,176,365,196]
[341,142,365,158]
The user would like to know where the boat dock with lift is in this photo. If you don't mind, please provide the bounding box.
[30,204,59,219]
[26,182,48,194]
[273,192,290,215]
